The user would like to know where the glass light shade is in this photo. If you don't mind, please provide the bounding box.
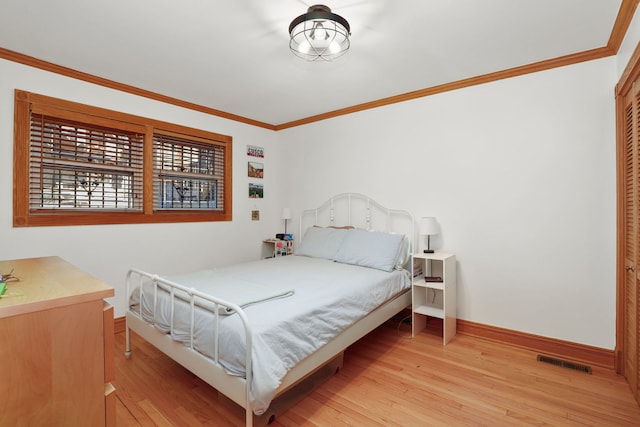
[289,5,350,61]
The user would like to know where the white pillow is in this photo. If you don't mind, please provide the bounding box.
[395,234,411,269]
[295,227,348,260]
[334,229,405,272]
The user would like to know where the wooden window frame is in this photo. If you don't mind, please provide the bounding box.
[13,90,233,226]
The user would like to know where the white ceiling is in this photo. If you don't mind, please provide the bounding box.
[0,0,624,126]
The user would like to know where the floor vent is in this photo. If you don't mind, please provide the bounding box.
[537,355,592,374]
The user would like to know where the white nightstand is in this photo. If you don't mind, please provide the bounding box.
[411,252,456,345]
[262,238,293,258]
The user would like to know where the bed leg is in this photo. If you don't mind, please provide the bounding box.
[124,324,132,359]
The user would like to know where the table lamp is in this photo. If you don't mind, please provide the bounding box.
[420,217,440,253]
[282,208,292,235]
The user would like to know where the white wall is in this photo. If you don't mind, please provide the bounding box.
[280,57,617,349]
[0,41,626,349]
[0,59,284,317]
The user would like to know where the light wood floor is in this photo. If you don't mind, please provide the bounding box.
[115,318,640,426]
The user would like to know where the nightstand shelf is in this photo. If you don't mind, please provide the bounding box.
[411,252,456,345]
[413,304,444,318]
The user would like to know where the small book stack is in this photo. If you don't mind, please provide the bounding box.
[413,262,423,278]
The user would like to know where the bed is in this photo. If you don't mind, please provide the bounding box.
[125,193,415,426]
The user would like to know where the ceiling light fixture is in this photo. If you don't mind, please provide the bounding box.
[288,4,351,61]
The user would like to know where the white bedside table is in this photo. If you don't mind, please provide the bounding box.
[411,251,456,345]
[262,238,293,258]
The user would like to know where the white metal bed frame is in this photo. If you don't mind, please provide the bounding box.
[125,193,414,426]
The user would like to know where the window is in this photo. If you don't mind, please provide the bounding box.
[13,90,232,226]
[153,132,224,210]
[29,113,145,211]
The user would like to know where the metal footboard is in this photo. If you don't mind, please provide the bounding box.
[125,268,255,427]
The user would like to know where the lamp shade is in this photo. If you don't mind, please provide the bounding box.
[420,217,440,236]
[281,208,292,220]
[289,4,351,61]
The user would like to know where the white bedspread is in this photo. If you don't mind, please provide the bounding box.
[129,255,410,414]
[160,269,294,314]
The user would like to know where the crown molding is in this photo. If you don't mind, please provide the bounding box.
[1,0,637,131]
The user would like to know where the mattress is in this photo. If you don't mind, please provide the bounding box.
[129,255,410,414]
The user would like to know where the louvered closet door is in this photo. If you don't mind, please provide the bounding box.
[622,80,640,401]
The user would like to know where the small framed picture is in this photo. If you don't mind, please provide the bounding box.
[249,183,263,198]
[248,161,263,178]
[247,145,264,158]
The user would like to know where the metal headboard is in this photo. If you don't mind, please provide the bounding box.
[298,192,415,251]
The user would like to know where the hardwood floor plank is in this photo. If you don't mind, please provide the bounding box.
[116,395,141,426]
[137,399,174,427]
[114,319,640,426]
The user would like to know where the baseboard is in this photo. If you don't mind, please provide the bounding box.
[457,319,615,369]
[113,315,615,369]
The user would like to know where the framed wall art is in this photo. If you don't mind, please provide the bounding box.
[248,161,263,178]
[249,183,263,198]
[247,144,264,158]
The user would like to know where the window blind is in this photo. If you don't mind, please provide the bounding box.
[29,113,144,211]
[153,132,226,211]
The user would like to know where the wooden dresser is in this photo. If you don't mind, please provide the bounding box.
[0,256,115,426]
